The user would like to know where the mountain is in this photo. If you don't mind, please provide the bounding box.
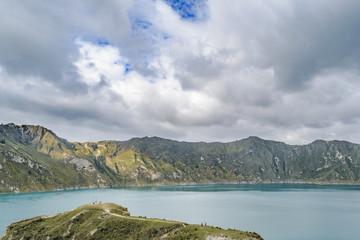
[1,202,263,240]
[1,123,360,193]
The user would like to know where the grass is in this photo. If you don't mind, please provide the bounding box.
[2,123,360,194]
[1,203,263,240]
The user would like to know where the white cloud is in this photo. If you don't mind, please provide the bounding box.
[74,39,127,86]
[73,36,227,128]
[1,0,360,144]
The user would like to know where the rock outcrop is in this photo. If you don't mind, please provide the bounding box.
[1,123,360,193]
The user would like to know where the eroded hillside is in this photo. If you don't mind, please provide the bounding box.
[1,123,360,193]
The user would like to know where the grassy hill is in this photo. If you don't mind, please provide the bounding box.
[1,123,360,193]
[1,202,263,240]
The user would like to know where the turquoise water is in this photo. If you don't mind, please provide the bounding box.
[1,184,360,240]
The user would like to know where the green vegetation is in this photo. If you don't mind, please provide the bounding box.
[1,203,263,240]
[1,123,360,193]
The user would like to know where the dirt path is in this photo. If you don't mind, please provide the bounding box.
[103,208,185,225]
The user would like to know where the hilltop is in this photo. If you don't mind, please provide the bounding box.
[1,202,262,240]
[1,123,360,193]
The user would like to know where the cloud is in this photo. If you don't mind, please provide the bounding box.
[0,0,132,91]
[1,0,360,144]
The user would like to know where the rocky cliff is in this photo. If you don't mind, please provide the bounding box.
[1,123,360,193]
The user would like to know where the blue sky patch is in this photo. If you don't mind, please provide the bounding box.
[97,39,110,46]
[124,63,133,74]
[114,62,132,74]
[164,0,208,21]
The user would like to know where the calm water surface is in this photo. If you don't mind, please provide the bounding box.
[1,184,360,240]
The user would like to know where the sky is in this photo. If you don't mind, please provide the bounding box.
[1,0,360,144]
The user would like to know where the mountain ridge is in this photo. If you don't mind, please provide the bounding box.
[3,123,356,147]
[1,123,360,193]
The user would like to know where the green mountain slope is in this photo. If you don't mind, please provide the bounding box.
[1,203,263,240]
[0,124,119,193]
[1,123,360,193]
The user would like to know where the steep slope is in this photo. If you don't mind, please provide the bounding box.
[79,136,360,184]
[1,123,360,193]
[0,124,120,193]
[1,203,263,240]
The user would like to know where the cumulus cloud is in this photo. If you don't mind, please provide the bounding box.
[1,0,360,144]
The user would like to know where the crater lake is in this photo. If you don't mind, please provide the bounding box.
[1,184,360,240]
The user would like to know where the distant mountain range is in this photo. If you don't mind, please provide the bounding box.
[1,123,360,193]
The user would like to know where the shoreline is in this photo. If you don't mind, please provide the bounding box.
[2,180,360,195]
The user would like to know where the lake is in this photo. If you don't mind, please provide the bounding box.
[1,184,360,240]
